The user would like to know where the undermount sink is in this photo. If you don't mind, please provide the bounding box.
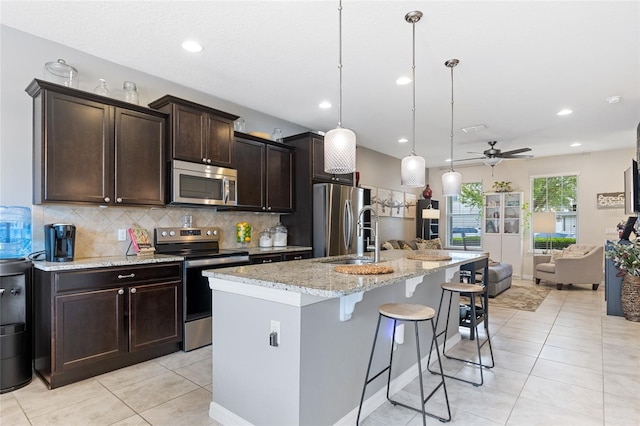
[323,258,374,265]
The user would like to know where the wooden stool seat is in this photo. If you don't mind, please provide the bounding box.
[441,282,484,293]
[379,303,436,321]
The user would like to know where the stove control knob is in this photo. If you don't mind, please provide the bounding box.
[161,231,168,237]
[206,230,212,236]
[213,229,218,235]
[169,231,175,236]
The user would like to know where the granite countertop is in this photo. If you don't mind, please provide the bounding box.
[204,250,487,298]
[32,254,184,272]
[246,246,312,255]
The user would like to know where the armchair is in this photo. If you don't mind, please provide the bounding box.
[533,244,604,290]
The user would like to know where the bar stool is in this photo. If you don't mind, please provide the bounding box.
[356,303,451,425]
[427,283,495,387]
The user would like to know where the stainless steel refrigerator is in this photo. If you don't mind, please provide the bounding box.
[313,183,370,258]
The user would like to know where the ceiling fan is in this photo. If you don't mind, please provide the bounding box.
[456,141,533,168]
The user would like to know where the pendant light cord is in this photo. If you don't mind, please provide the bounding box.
[411,19,416,156]
[337,0,343,128]
[449,64,454,171]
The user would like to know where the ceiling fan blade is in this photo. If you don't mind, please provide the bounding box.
[498,147,531,156]
[455,156,486,162]
[502,154,534,159]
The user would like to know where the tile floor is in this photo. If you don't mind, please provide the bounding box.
[1,279,639,426]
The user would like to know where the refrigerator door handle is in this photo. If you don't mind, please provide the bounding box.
[344,199,353,251]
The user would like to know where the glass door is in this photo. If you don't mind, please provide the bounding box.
[484,194,501,234]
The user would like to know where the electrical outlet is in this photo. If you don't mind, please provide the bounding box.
[270,320,281,346]
[118,229,127,241]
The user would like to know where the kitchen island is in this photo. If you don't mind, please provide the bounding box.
[204,250,487,425]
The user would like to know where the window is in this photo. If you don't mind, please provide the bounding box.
[447,182,483,249]
[531,174,578,250]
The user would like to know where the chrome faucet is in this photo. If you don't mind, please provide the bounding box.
[357,205,380,263]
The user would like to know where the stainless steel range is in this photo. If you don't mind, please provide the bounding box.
[154,227,249,351]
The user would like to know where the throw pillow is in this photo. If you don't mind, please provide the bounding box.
[550,249,564,264]
[422,238,443,250]
[398,240,413,250]
[416,242,428,250]
[382,241,394,250]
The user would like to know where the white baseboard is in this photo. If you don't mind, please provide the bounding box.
[209,401,253,426]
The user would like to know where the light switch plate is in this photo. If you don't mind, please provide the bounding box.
[118,229,127,241]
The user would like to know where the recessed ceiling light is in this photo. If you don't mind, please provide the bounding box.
[319,101,332,109]
[606,95,622,104]
[396,76,411,85]
[398,138,409,143]
[570,142,582,147]
[445,158,452,162]
[182,40,203,53]
[461,124,487,133]
[557,109,573,116]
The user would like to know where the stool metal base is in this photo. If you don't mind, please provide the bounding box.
[428,289,495,387]
[356,312,451,425]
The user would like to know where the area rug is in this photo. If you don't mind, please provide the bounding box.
[461,280,551,312]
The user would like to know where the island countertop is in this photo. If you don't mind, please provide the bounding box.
[203,249,487,298]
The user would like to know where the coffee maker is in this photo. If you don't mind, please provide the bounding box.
[44,224,76,262]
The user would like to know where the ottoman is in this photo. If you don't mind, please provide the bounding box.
[485,263,513,297]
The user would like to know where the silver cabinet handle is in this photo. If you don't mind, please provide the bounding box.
[118,288,124,295]
[130,288,137,294]
[262,259,273,263]
[116,197,122,203]
[207,159,212,163]
[104,197,111,203]
[293,256,302,260]
[117,273,135,279]
[202,158,207,163]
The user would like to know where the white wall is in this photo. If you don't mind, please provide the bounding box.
[428,148,635,277]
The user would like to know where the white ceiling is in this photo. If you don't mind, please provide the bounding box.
[2,1,639,168]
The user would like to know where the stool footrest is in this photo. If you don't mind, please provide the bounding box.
[387,383,450,423]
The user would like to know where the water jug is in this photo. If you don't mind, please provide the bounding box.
[0,207,31,259]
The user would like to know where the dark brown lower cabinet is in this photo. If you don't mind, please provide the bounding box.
[34,262,182,389]
[250,250,312,264]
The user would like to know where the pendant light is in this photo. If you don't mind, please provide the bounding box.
[442,59,462,196]
[324,0,356,174]
[400,10,426,187]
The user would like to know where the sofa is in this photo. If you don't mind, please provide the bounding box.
[533,244,604,290]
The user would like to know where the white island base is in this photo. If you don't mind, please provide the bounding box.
[207,267,466,425]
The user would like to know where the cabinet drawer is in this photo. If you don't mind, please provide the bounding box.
[282,251,312,261]
[56,263,182,293]
[250,254,282,264]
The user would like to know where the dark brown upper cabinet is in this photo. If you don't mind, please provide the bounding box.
[233,133,294,213]
[26,79,166,206]
[148,95,238,168]
[291,132,354,186]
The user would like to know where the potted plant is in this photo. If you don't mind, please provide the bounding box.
[605,239,640,321]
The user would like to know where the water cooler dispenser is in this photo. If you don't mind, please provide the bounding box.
[0,206,32,393]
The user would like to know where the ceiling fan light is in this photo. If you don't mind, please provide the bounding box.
[324,127,356,174]
[401,154,426,187]
[483,157,503,167]
[442,170,462,196]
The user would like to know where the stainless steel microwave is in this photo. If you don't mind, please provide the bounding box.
[170,160,237,206]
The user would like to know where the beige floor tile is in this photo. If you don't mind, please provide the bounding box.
[531,358,603,392]
[173,357,212,387]
[444,377,519,424]
[111,414,152,426]
[507,396,603,426]
[29,392,135,425]
[503,318,553,334]
[155,346,211,370]
[553,315,602,331]
[489,348,537,375]
[604,370,640,397]
[11,378,110,419]
[495,325,548,344]
[602,345,640,375]
[453,364,528,396]
[407,404,502,426]
[549,323,602,342]
[0,394,30,426]
[111,371,200,413]
[490,335,543,357]
[97,359,171,391]
[139,388,214,426]
[604,391,640,426]
[544,333,603,355]
[367,399,420,426]
[538,344,603,371]
[511,310,557,324]
[519,375,604,420]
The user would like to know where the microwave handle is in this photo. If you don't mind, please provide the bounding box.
[223,177,230,204]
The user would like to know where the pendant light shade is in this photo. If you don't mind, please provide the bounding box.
[324,0,356,174]
[442,170,462,196]
[442,58,461,197]
[324,127,356,174]
[400,10,425,187]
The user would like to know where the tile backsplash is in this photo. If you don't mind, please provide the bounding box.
[32,205,283,259]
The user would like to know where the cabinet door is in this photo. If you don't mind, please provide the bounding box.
[43,92,113,203]
[234,138,266,210]
[311,137,353,185]
[265,145,293,212]
[205,115,234,167]
[173,104,205,163]
[54,288,126,372]
[128,281,182,352]
[115,108,165,205]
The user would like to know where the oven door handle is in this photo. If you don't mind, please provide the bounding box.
[185,256,250,268]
